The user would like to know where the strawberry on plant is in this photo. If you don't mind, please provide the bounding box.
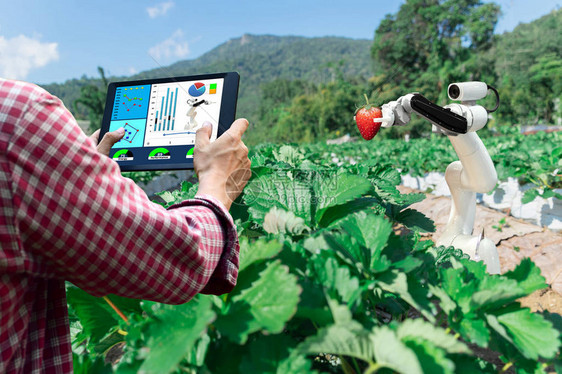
[354,94,382,140]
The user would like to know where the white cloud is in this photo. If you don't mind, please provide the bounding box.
[148,29,189,62]
[0,34,59,80]
[147,1,175,18]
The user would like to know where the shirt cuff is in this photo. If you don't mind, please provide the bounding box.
[168,194,239,295]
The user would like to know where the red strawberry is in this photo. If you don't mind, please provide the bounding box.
[354,94,382,140]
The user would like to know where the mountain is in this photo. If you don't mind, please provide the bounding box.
[40,9,562,127]
[41,34,373,121]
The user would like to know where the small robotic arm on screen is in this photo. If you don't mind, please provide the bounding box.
[377,82,501,274]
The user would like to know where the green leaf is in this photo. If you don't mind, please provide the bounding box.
[372,326,423,374]
[521,188,539,204]
[323,232,367,273]
[470,277,524,311]
[276,351,318,374]
[302,232,330,253]
[312,254,360,303]
[428,284,457,315]
[322,211,393,276]
[294,279,334,327]
[272,145,305,167]
[313,172,372,222]
[496,308,561,360]
[339,211,392,269]
[215,261,301,344]
[73,353,113,374]
[184,334,210,367]
[396,319,470,354]
[138,296,215,374]
[297,320,376,364]
[239,334,316,374]
[244,173,313,225]
[66,287,119,348]
[430,245,470,265]
[262,206,310,235]
[398,192,426,208]
[468,258,547,312]
[393,208,435,232]
[92,328,127,356]
[317,197,379,228]
[542,311,562,339]
[457,316,490,347]
[239,238,283,272]
[377,270,435,322]
[402,338,455,374]
[156,190,175,204]
[503,258,548,295]
[439,266,478,315]
[448,354,496,374]
[204,339,246,374]
[154,181,198,208]
[372,166,402,186]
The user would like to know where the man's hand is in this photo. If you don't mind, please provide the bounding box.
[194,119,251,211]
[90,128,125,157]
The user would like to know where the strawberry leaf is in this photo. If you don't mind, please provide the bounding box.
[214,260,301,344]
[495,308,561,360]
[238,237,283,272]
[312,253,360,303]
[137,296,216,374]
[396,319,471,354]
[313,172,373,223]
[372,326,424,374]
[503,258,548,295]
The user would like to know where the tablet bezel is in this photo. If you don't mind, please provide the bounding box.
[98,71,239,172]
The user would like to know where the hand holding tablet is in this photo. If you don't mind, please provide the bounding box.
[98,72,240,171]
[194,118,251,210]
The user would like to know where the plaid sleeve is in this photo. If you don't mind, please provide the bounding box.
[9,86,239,303]
[170,194,239,295]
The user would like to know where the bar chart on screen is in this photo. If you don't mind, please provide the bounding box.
[144,80,223,147]
[145,83,193,146]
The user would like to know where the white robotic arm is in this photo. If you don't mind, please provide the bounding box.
[377,82,501,274]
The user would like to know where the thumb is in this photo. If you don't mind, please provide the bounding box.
[97,127,125,157]
[195,122,213,149]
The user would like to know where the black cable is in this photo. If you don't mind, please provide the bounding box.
[486,84,500,113]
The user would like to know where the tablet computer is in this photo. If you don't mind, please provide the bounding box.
[99,71,239,171]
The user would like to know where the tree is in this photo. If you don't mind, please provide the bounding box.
[73,67,109,133]
[529,53,562,123]
[372,0,500,91]
[370,0,500,138]
[492,9,561,126]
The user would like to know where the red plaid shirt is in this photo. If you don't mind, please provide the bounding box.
[0,79,239,373]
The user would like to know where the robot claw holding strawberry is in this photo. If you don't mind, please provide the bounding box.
[355,81,502,274]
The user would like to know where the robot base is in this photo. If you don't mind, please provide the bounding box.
[438,235,501,274]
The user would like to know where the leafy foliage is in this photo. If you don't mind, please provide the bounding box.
[69,143,561,373]
[286,130,561,200]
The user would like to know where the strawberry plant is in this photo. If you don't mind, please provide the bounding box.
[68,143,561,373]
[286,129,561,203]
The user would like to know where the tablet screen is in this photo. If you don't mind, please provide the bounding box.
[101,72,239,171]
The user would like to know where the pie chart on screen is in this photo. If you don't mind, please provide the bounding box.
[188,82,205,97]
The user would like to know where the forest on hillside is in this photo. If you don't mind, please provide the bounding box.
[245,1,561,144]
[41,1,561,145]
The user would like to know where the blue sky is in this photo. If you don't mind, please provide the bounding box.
[0,0,559,84]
